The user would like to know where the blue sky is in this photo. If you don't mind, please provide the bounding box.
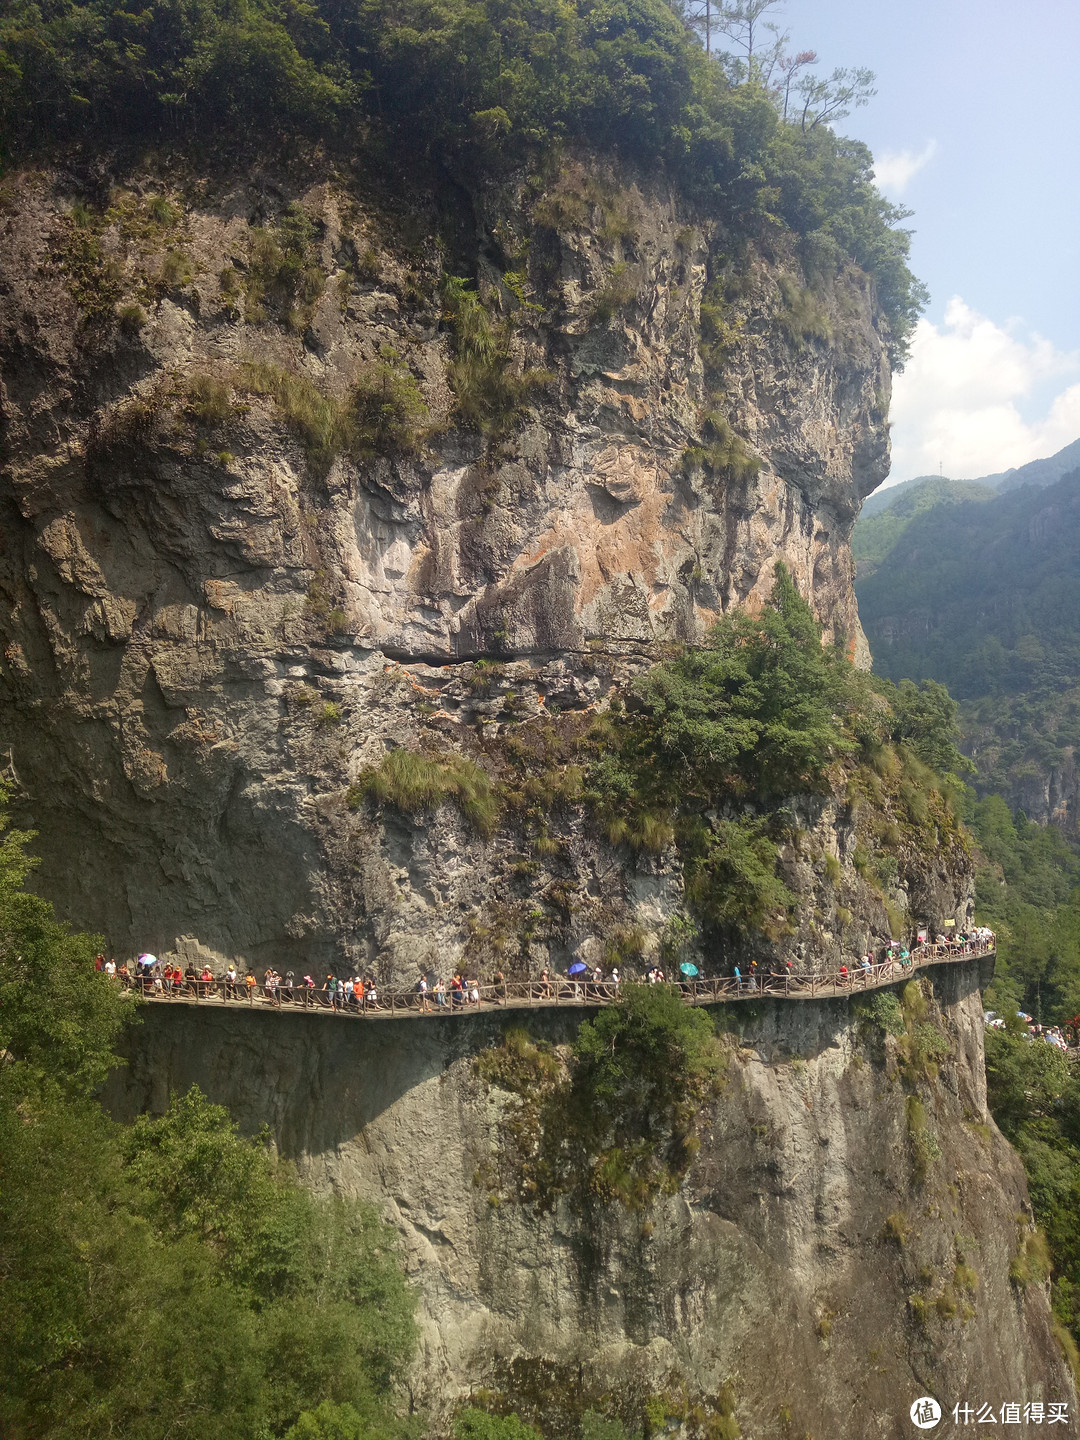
[776,0,1080,484]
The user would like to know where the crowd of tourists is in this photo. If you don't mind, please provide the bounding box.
[94,927,994,1011]
[729,928,994,992]
[98,954,627,1008]
[984,1010,1075,1051]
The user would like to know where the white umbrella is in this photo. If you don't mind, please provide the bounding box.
[137,953,157,967]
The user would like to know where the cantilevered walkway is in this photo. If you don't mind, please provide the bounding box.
[133,941,995,1019]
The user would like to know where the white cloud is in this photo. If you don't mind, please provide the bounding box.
[872,140,938,195]
[888,297,1080,481]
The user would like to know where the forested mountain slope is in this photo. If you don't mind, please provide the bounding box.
[859,435,1080,521]
[858,469,1080,832]
[852,476,995,576]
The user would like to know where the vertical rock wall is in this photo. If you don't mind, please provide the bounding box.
[103,959,1076,1437]
[0,159,888,970]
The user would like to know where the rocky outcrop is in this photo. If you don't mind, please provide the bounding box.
[0,158,890,974]
[103,956,1076,1436]
[1010,748,1079,835]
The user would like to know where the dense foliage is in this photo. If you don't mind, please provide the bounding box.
[0,0,924,355]
[475,982,726,1210]
[0,795,417,1440]
[862,481,1080,1369]
[968,794,1080,1025]
[985,1029,1080,1366]
[587,562,969,936]
[858,468,1080,702]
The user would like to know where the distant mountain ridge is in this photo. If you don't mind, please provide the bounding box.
[859,435,1080,518]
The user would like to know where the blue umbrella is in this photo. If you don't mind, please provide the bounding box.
[680,962,699,977]
[568,961,588,976]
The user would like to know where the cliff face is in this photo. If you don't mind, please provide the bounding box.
[963,716,1080,840]
[103,958,1076,1435]
[1009,748,1079,836]
[0,159,892,976]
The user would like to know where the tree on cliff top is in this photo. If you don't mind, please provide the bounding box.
[0,0,924,359]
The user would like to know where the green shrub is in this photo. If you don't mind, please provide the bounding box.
[442,276,552,436]
[241,361,344,473]
[954,1261,978,1293]
[355,248,381,284]
[1053,1320,1080,1380]
[583,562,869,938]
[284,1401,375,1440]
[146,194,179,227]
[609,562,856,802]
[117,302,147,333]
[157,247,194,290]
[47,214,122,326]
[906,1094,941,1182]
[591,261,638,322]
[581,1412,634,1440]
[350,352,428,458]
[660,914,699,965]
[883,1210,909,1245]
[859,990,904,1036]
[901,980,928,1025]
[453,1409,542,1440]
[184,374,235,425]
[475,1027,561,1091]
[478,985,726,1211]
[244,353,428,470]
[682,411,761,483]
[244,205,325,330]
[777,275,832,347]
[350,749,502,837]
[1010,1229,1051,1288]
[219,264,241,307]
[682,817,794,937]
[699,279,743,376]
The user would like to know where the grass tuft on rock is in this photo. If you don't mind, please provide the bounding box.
[349,749,502,837]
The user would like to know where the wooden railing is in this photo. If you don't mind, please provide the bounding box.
[127,941,995,1017]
